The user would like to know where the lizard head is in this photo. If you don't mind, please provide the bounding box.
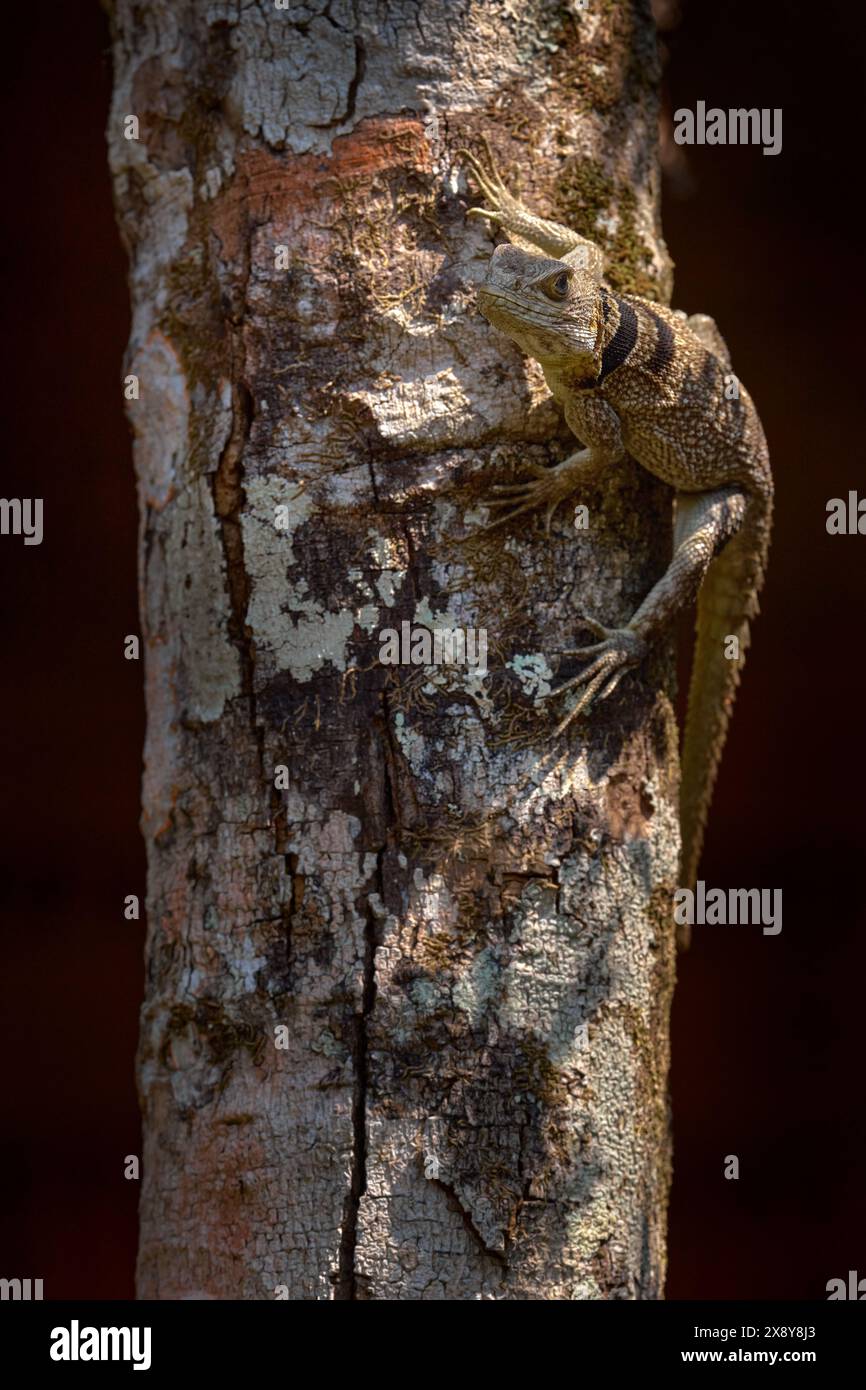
[476,244,602,374]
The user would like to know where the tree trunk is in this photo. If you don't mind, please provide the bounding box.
[108,0,678,1300]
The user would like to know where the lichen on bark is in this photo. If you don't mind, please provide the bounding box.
[108,0,679,1300]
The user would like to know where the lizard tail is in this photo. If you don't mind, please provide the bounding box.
[679,486,773,943]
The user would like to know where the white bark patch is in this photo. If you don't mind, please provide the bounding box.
[243,476,379,681]
[393,712,427,775]
[128,332,189,509]
[507,652,554,700]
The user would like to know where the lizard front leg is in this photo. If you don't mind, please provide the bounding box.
[482,448,604,533]
[546,486,748,734]
[483,395,625,533]
[460,138,605,278]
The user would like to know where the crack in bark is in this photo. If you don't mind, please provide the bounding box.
[379,690,405,836]
[311,35,366,129]
[343,37,366,126]
[281,847,304,989]
[212,378,259,736]
[429,1177,508,1268]
[334,856,380,1299]
[365,453,380,507]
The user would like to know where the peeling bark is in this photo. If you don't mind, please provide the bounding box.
[109,0,679,1301]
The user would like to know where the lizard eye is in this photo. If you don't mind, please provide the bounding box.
[541,270,571,301]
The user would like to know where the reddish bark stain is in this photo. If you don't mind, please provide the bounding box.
[210,117,431,263]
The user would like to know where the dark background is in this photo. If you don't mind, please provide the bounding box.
[1,0,863,1299]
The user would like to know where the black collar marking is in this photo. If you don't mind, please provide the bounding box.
[575,292,639,390]
[597,295,638,383]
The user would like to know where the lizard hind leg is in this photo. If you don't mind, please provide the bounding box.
[543,489,746,740]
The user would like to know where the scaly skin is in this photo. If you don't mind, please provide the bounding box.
[461,143,773,942]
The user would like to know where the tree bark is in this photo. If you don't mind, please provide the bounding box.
[108,0,679,1300]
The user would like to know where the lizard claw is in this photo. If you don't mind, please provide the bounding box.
[542,623,646,735]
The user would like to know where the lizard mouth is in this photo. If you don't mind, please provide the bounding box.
[476,290,516,334]
[477,285,509,314]
[477,286,543,331]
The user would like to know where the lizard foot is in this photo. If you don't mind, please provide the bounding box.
[542,621,646,735]
[482,459,580,533]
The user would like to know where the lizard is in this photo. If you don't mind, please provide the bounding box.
[460,142,773,936]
